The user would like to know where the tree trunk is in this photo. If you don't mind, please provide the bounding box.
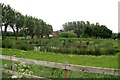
[25,34,27,39]
[40,34,43,38]
[31,34,34,39]
[16,27,19,40]
[24,30,27,39]
[77,35,80,38]
[2,24,8,40]
[47,34,50,39]
[10,25,17,40]
[0,25,3,40]
[37,35,40,39]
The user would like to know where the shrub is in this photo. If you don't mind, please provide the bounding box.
[93,47,100,56]
[87,48,94,55]
[98,43,116,55]
[2,38,119,56]
[18,43,34,51]
[86,41,89,45]
[78,48,88,55]
[100,42,113,47]
[107,47,117,55]
[2,40,13,48]
[59,31,77,38]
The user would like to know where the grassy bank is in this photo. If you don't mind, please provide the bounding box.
[1,48,119,69]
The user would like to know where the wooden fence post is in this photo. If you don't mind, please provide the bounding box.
[64,62,68,79]
[12,55,16,76]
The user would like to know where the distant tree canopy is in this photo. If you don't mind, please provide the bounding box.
[62,21,112,38]
[118,33,120,40]
[0,3,53,40]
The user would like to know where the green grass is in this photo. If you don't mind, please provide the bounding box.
[2,37,119,55]
[1,38,119,78]
[2,72,12,78]
[1,48,119,69]
[2,59,120,78]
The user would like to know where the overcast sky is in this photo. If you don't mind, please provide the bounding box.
[1,0,119,33]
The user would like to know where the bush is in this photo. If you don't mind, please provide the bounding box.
[98,43,116,55]
[87,48,94,55]
[107,48,117,55]
[93,47,100,56]
[18,43,34,51]
[2,38,119,56]
[59,31,77,38]
[2,40,13,48]
[6,31,14,36]
[100,42,113,47]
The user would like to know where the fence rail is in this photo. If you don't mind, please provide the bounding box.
[0,55,120,76]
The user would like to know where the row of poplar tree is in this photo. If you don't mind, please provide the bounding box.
[0,3,53,40]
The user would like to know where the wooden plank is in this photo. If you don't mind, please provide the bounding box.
[1,68,50,80]
[66,64,120,76]
[0,55,120,76]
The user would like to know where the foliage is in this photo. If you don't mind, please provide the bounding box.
[3,61,33,78]
[59,31,77,38]
[13,62,33,78]
[6,31,14,36]
[17,43,34,51]
[2,38,119,55]
[0,3,53,40]
[2,40,13,48]
[2,40,34,51]
[62,21,112,38]
[118,32,120,40]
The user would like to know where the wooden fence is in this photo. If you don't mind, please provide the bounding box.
[1,68,49,79]
[0,54,120,77]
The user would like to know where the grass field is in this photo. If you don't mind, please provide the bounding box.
[2,59,120,78]
[1,38,120,78]
[1,48,119,69]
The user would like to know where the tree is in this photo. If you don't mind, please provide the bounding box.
[84,26,93,37]
[15,12,25,40]
[93,24,112,38]
[1,3,20,40]
[62,21,112,38]
[1,3,10,40]
[0,3,53,40]
[34,19,42,38]
[117,33,120,40]
[27,16,36,39]
[74,25,81,38]
[45,24,53,38]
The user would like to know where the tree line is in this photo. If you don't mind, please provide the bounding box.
[1,3,119,40]
[62,21,113,38]
[0,3,53,40]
